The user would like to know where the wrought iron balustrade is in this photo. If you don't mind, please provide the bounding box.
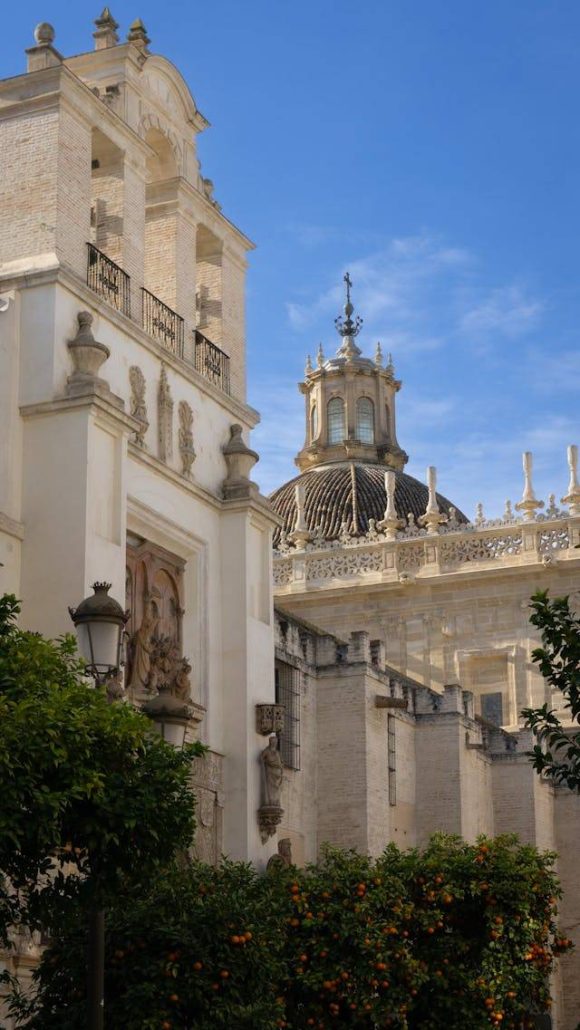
[194,331,231,394]
[86,243,131,317]
[142,289,184,357]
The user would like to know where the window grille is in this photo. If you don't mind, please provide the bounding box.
[275,660,300,770]
[388,715,396,806]
[327,397,345,444]
[356,397,375,444]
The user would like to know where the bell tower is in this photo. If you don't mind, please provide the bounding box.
[295,274,408,472]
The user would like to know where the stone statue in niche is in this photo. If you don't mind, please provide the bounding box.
[261,735,284,808]
[128,596,159,695]
[178,400,196,477]
[129,366,148,447]
[158,363,174,463]
[267,837,293,872]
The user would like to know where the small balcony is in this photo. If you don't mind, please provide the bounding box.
[87,243,131,317]
[194,331,231,395]
[142,288,184,359]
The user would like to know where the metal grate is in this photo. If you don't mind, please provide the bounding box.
[194,331,231,394]
[388,715,396,806]
[142,288,184,357]
[275,660,300,770]
[87,243,131,317]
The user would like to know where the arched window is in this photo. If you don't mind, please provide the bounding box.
[327,397,345,444]
[311,403,318,441]
[356,397,375,444]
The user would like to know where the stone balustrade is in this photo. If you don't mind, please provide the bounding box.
[273,507,580,589]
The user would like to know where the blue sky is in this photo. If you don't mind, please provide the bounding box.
[3,2,579,517]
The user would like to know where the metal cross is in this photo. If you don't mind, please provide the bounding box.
[344,271,352,305]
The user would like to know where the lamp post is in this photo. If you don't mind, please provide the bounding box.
[69,582,129,1030]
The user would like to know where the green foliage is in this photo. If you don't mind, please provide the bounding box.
[15,836,570,1030]
[0,595,202,940]
[522,590,580,791]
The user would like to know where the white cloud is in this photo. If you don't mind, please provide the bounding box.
[460,285,543,338]
[285,234,474,334]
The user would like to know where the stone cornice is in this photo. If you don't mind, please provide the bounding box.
[20,387,139,436]
[222,492,283,528]
[0,263,260,429]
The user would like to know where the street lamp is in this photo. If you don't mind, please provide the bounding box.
[68,582,128,1030]
[69,582,128,686]
[142,683,192,749]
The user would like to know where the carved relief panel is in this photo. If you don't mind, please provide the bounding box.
[125,537,185,697]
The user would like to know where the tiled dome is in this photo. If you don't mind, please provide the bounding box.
[270,462,467,544]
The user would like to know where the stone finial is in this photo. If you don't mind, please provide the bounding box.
[419,466,447,534]
[27,23,62,71]
[515,451,544,521]
[316,343,325,369]
[34,22,55,44]
[127,17,150,49]
[378,469,402,540]
[503,499,514,522]
[93,8,119,50]
[67,311,110,393]
[289,480,313,547]
[305,354,313,376]
[375,342,383,367]
[385,352,395,376]
[222,424,259,500]
[562,444,580,516]
[475,502,485,527]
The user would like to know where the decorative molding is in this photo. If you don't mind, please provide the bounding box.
[178,400,196,477]
[258,804,284,844]
[157,364,174,463]
[256,703,285,736]
[128,366,148,446]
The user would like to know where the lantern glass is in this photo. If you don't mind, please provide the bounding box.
[77,619,121,675]
[156,717,187,750]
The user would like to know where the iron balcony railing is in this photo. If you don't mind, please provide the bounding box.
[142,288,184,358]
[87,243,131,317]
[194,331,231,395]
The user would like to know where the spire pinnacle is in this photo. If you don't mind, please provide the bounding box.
[334,272,363,361]
[94,7,119,49]
[127,17,150,49]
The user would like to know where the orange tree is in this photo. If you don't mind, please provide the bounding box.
[279,836,569,1030]
[13,835,569,1030]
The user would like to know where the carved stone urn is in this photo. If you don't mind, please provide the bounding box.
[67,311,110,385]
[222,424,259,499]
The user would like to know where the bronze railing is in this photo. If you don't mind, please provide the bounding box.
[142,289,184,358]
[194,331,231,394]
[87,243,131,317]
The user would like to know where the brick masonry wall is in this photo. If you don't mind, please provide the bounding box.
[0,109,60,266]
[316,665,369,853]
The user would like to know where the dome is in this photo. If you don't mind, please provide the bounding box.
[269,462,467,545]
